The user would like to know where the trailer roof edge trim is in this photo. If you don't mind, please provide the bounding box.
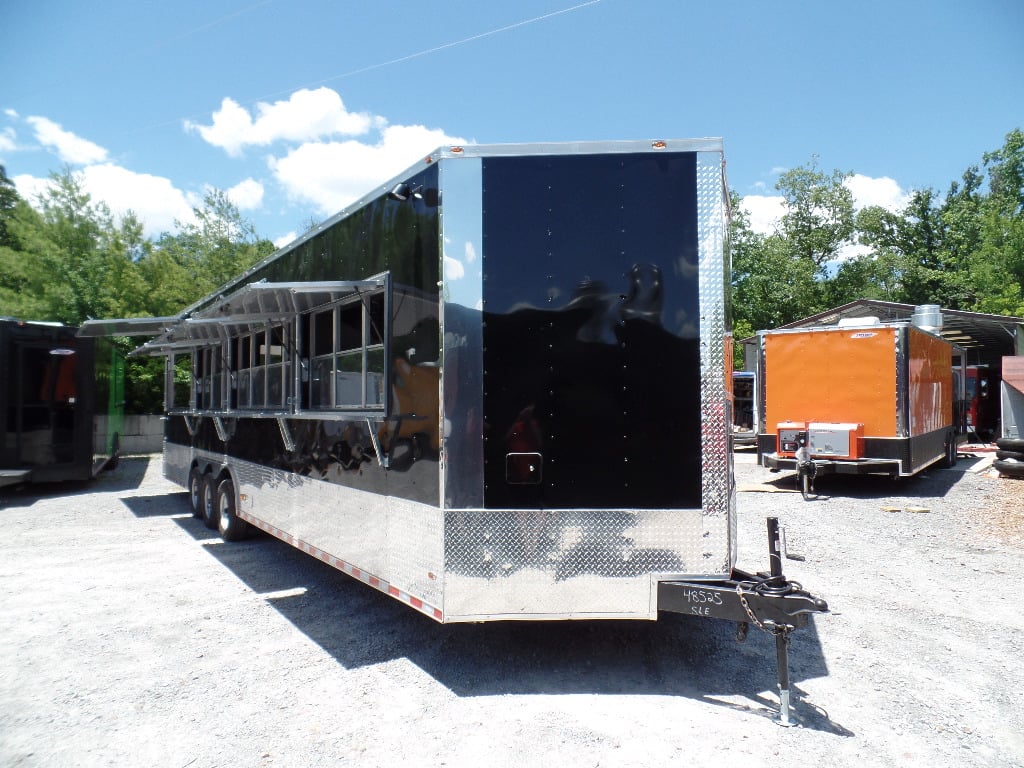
[428,137,724,159]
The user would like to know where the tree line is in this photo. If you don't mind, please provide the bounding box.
[0,170,276,411]
[1,128,1021,409]
[731,128,1024,346]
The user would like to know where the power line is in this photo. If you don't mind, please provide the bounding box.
[269,0,603,99]
[131,1,603,136]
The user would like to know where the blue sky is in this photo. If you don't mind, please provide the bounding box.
[2,0,1022,248]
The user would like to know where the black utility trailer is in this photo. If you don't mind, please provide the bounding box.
[1,318,123,488]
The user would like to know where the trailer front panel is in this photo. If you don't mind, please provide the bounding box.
[442,146,729,619]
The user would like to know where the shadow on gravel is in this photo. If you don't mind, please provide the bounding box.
[0,455,151,508]
[195,526,851,735]
[121,491,191,518]
[760,460,971,501]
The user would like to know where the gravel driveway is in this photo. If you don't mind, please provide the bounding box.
[1,451,1022,768]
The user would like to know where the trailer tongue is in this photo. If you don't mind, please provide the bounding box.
[659,517,828,725]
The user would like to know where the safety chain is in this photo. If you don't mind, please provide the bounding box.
[736,582,789,636]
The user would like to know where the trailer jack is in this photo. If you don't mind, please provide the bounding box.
[658,517,828,725]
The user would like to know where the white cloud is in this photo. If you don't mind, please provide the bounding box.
[742,175,910,238]
[186,87,378,157]
[269,123,465,216]
[12,173,51,204]
[443,254,465,279]
[189,86,465,217]
[0,127,16,154]
[741,195,786,236]
[26,116,108,165]
[15,165,195,238]
[80,164,196,235]
[844,174,911,212]
[226,177,264,210]
[273,231,297,249]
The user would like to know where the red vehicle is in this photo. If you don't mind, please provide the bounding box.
[965,365,999,441]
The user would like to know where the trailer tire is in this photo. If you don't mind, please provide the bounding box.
[996,438,1024,452]
[996,449,1024,461]
[943,434,958,468]
[201,472,219,530]
[993,458,1024,478]
[216,478,250,542]
[188,467,205,519]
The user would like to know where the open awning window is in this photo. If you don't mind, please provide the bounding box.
[77,316,181,338]
[76,274,389,357]
[193,276,387,319]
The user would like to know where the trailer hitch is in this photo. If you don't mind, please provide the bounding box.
[658,517,828,725]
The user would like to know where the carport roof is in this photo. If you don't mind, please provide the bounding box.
[769,299,1024,366]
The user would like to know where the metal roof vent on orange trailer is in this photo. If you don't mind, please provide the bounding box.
[911,304,943,333]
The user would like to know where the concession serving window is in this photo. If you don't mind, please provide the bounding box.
[92,275,391,416]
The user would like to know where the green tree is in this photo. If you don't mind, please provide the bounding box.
[0,191,50,318]
[776,160,856,272]
[0,164,20,249]
[0,168,150,324]
[731,159,855,335]
[844,188,965,306]
[731,212,816,330]
[968,129,1024,315]
[141,189,273,315]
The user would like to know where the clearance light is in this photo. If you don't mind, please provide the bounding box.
[450,146,464,153]
[652,140,667,149]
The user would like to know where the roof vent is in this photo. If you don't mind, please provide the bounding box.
[911,304,943,331]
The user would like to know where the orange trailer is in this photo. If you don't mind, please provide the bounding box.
[756,320,966,478]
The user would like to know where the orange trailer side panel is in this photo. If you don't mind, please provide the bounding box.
[764,328,898,437]
[907,326,953,437]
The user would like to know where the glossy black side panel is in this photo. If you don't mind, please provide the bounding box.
[167,413,438,505]
[481,153,701,510]
[223,165,440,295]
[170,163,442,506]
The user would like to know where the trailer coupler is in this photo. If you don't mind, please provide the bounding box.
[658,517,828,725]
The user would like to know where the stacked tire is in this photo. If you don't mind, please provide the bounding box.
[994,438,1024,478]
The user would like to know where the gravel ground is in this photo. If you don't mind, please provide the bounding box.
[1,451,1022,768]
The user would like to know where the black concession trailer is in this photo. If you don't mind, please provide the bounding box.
[1,318,124,488]
[81,140,826,722]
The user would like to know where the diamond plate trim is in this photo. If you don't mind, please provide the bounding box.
[697,150,735,572]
